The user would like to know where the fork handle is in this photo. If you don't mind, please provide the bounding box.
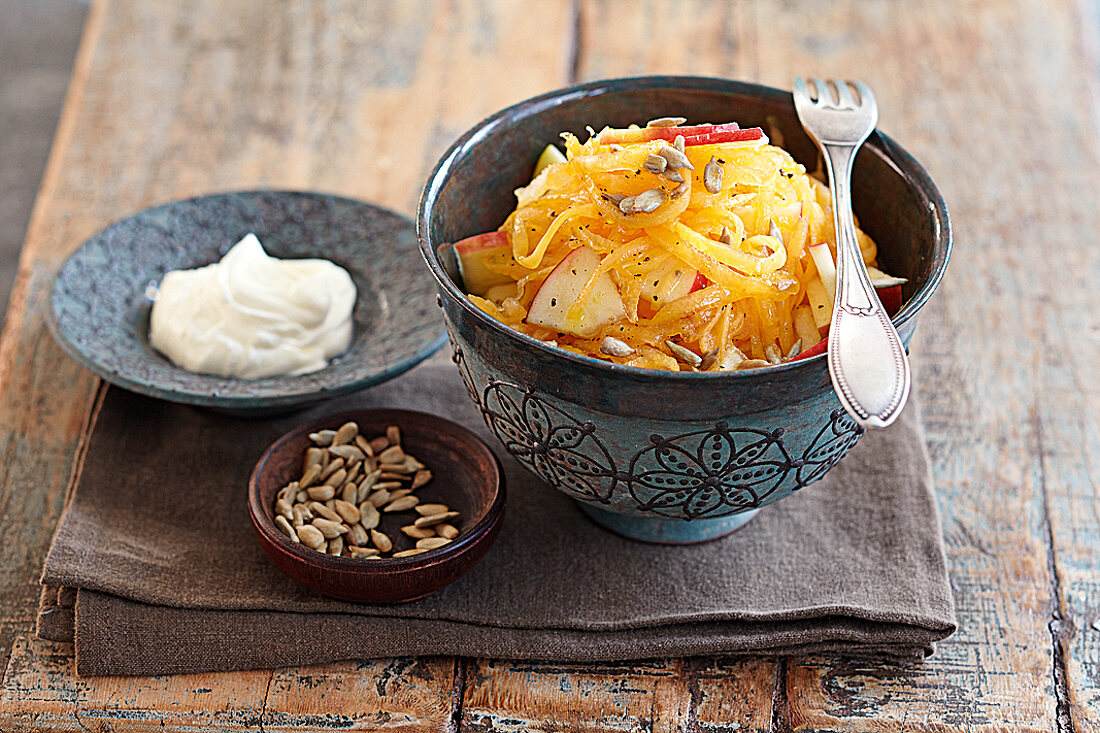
[820,143,911,429]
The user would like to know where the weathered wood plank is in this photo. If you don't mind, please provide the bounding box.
[0,0,572,728]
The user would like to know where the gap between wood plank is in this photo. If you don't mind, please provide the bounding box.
[1035,412,1076,733]
[449,656,469,733]
[770,657,791,733]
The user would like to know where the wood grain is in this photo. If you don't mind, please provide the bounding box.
[1,0,1097,730]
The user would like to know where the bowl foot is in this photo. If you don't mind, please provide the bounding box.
[576,502,759,544]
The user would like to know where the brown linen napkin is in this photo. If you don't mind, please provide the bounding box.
[39,359,955,676]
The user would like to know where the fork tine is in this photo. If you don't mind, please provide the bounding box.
[810,77,830,104]
[793,76,810,102]
[833,79,856,108]
[852,80,876,109]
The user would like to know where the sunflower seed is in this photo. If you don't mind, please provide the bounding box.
[309,430,336,446]
[704,156,723,193]
[274,514,297,541]
[415,503,450,516]
[401,525,437,539]
[303,447,325,474]
[299,463,322,489]
[699,348,720,371]
[378,467,411,478]
[385,495,420,512]
[296,524,325,549]
[670,181,689,199]
[643,153,668,174]
[386,425,401,446]
[333,422,358,446]
[662,168,684,183]
[600,336,635,357]
[367,489,392,507]
[404,456,426,472]
[666,340,702,367]
[769,219,783,242]
[333,499,361,524]
[319,457,345,481]
[624,187,663,214]
[646,116,686,128]
[720,345,748,370]
[764,343,783,364]
[735,358,773,370]
[328,535,344,556]
[605,192,626,206]
[416,537,452,550]
[387,488,414,501]
[328,444,364,462]
[786,339,803,359]
[393,548,427,558]
[291,504,307,527]
[369,436,390,453]
[323,468,347,489]
[377,446,405,464]
[306,484,335,501]
[609,143,623,152]
[347,523,369,547]
[719,226,734,246]
[437,523,460,540]
[349,545,380,558]
[371,529,393,552]
[344,462,361,484]
[673,134,686,153]
[340,482,358,504]
[658,144,693,171]
[374,481,403,491]
[311,518,348,538]
[411,469,433,489]
[355,435,373,456]
[414,511,460,528]
[359,502,380,529]
[297,490,310,503]
[275,498,294,521]
[309,500,341,522]
[277,482,298,503]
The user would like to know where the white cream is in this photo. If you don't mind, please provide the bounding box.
[149,233,356,378]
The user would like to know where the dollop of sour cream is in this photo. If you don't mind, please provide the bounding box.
[149,233,356,378]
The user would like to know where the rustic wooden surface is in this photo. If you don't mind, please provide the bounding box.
[0,0,1095,730]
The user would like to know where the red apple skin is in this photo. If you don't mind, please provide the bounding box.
[691,273,708,292]
[454,231,512,295]
[876,284,904,316]
[680,128,766,146]
[597,123,762,146]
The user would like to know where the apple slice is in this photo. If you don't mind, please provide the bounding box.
[527,247,626,337]
[454,231,513,296]
[532,144,567,178]
[639,261,703,308]
[596,123,765,146]
[808,242,836,302]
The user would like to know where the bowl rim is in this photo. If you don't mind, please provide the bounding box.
[248,407,507,572]
[48,188,449,410]
[417,75,952,383]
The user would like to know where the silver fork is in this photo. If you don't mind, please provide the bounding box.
[792,77,910,429]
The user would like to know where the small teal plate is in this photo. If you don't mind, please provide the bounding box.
[49,190,447,414]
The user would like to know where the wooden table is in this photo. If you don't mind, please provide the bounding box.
[0,0,1095,730]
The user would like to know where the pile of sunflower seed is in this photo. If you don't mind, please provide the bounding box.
[271,421,460,559]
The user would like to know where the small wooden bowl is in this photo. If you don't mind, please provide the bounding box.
[248,409,505,603]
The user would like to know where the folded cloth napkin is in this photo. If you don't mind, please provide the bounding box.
[39,358,955,676]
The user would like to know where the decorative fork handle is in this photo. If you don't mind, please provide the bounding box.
[820,143,911,429]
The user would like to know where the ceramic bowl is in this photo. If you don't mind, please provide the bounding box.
[418,77,951,543]
[248,409,505,603]
[49,190,447,415]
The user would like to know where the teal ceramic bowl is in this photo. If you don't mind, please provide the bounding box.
[418,77,951,543]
